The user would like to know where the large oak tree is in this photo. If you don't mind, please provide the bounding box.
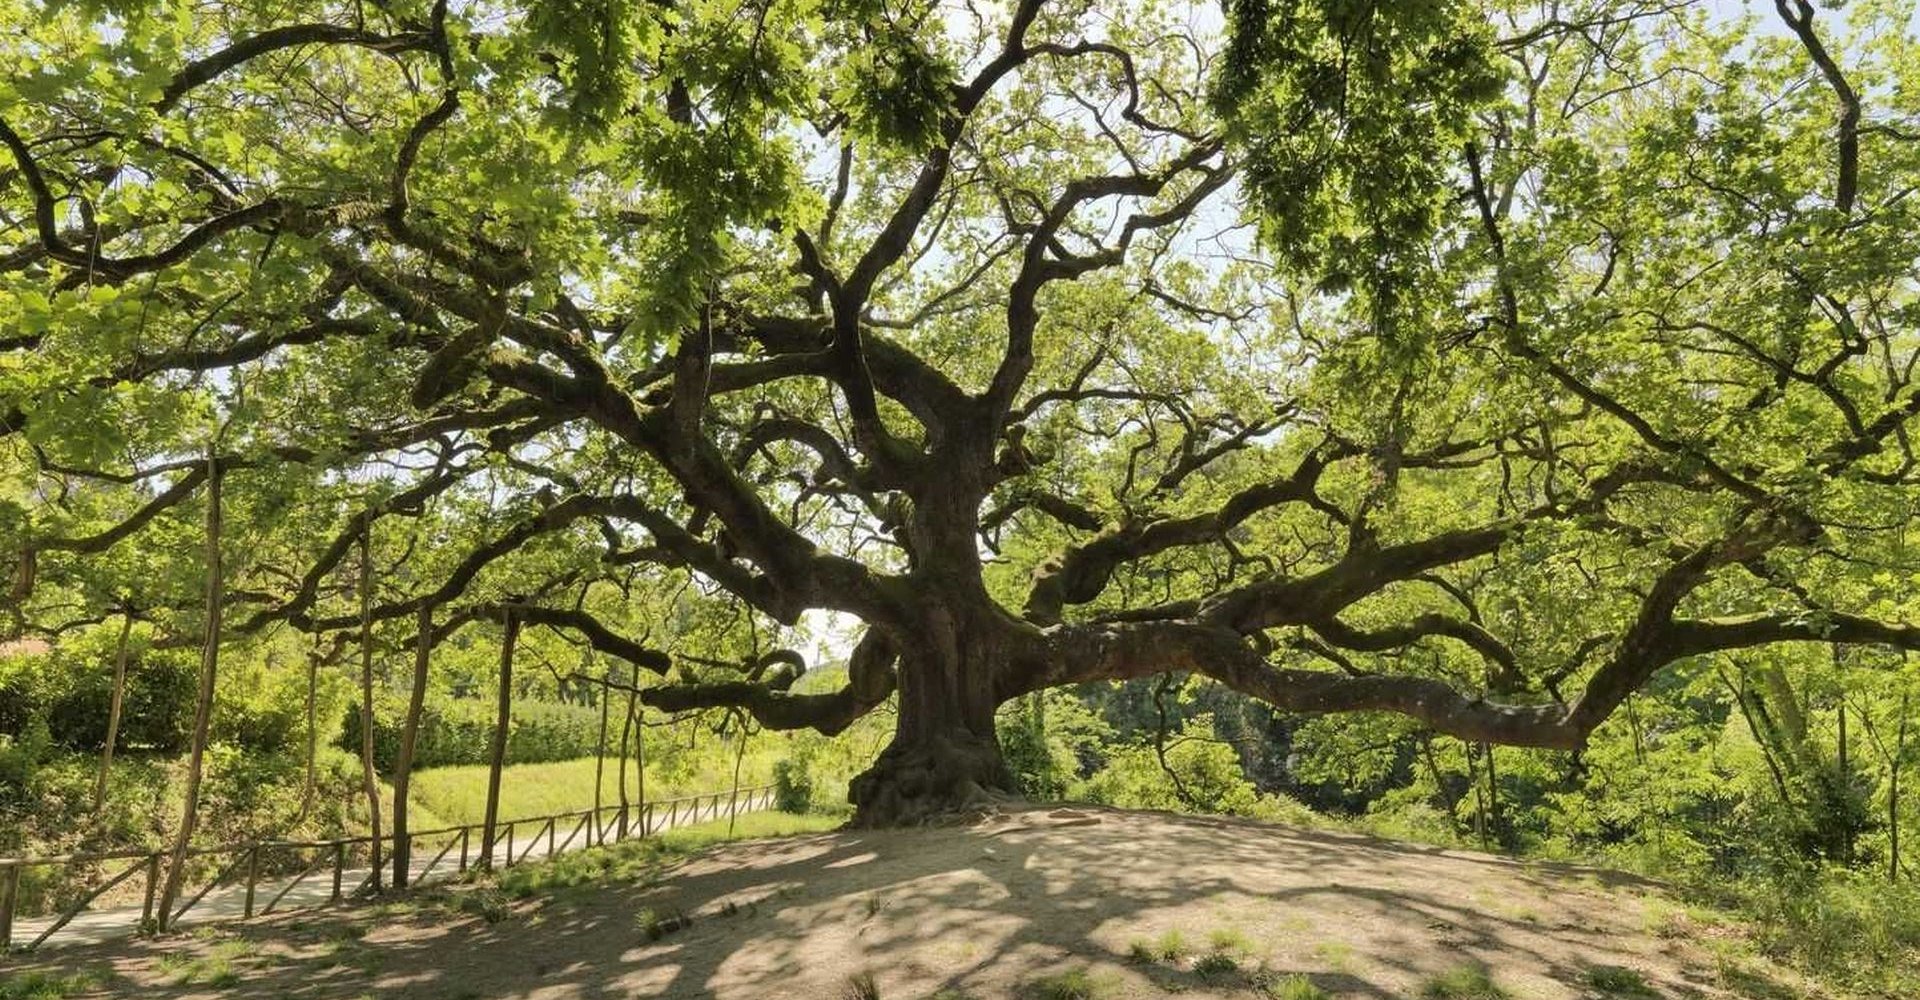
[4,0,1920,824]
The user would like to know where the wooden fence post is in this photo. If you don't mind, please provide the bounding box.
[331,842,345,902]
[1,861,19,951]
[243,845,260,918]
[141,853,161,929]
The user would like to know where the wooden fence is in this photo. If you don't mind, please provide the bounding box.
[0,785,775,953]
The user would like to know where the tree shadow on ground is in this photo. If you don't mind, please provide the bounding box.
[0,805,1808,1000]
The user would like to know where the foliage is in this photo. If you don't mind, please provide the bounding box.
[1,3,1919,986]
[339,697,605,771]
[772,756,814,814]
[1071,718,1316,824]
[1,640,196,754]
[0,970,108,1000]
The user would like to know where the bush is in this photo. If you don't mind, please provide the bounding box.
[1071,723,1315,824]
[1,644,196,754]
[48,652,197,754]
[998,703,1078,800]
[773,756,814,813]
[1724,867,1920,996]
[340,697,606,770]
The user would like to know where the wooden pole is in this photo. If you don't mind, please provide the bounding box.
[355,527,383,891]
[728,712,746,837]
[301,637,320,819]
[593,655,609,844]
[392,603,433,887]
[1,862,17,951]
[140,853,159,929]
[1894,688,1910,883]
[243,845,259,919]
[157,453,222,930]
[632,660,645,828]
[614,658,635,839]
[92,611,134,812]
[480,609,519,871]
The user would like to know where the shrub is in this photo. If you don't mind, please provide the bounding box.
[3,644,196,754]
[773,756,814,813]
[340,697,605,770]
[1726,867,1920,996]
[1071,726,1314,824]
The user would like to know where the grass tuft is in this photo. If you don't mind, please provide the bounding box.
[1207,926,1253,956]
[842,970,881,1000]
[1583,964,1660,998]
[1421,963,1510,1000]
[1027,968,1116,1000]
[154,939,250,987]
[1193,951,1240,980]
[1258,972,1330,1000]
[636,906,692,941]
[1152,928,1190,963]
[453,888,510,923]
[0,970,106,1000]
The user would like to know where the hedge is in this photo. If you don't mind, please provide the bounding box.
[339,698,605,772]
[1,651,197,754]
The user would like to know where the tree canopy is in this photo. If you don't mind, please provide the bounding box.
[4,0,1920,825]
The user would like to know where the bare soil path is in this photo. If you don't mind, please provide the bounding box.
[0,805,1819,999]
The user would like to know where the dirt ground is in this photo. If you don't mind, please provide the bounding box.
[0,805,1820,999]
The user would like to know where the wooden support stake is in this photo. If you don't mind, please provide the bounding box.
[243,845,259,918]
[331,842,345,902]
[0,862,18,952]
[140,854,160,929]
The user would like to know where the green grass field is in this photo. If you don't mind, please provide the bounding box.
[405,744,789,827]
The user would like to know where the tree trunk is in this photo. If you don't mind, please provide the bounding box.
[355,529,383,891]
[392,604,432,887]
[91,612,134,813]
[480,611,519,870]
[847,609,1017,826]
[158,457,221,930]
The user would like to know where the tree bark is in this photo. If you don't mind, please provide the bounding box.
[847,607,1018,826]
[392,603,432,886]
[91,611,134,813]
[480,610,519,869]
[158,456,221,930]
[355,528,383,890]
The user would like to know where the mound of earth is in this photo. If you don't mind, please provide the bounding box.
[4,806,1816,999]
